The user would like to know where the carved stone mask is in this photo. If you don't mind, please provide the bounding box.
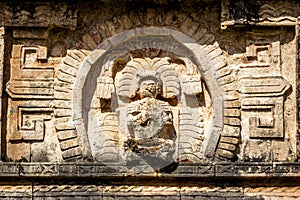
[139,79,161,99]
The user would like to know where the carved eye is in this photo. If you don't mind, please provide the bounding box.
[131,111,140,116]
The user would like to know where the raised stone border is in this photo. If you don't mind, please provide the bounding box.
[1,162,300,178]
[73,27,224,160]
[55,13,241,161]
[2,181,300,199]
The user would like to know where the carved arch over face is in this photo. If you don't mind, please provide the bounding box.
[72,27,225,160]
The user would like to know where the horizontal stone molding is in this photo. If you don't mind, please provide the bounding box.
[221,0,299,29]
[1,162,300,178]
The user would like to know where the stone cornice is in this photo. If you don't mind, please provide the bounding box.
[1,162,300,178]
[0,2,77,29]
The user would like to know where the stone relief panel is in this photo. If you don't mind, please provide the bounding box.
[8,101,51,141]
[87,56,211,170]
[62,10,242,162]
[56,25,234,166]
[4,28,62,162]
[0,2,77,29]
[52,12,296,165]
[221,0,299,29]
[0,1,300,199]
[0,5,296,167]
[7,43,53,99]
[237,29,295,162]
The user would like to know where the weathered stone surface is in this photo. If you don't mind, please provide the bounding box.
[0,27,4,155]
[0,0,300,198]
[221,0,299,29]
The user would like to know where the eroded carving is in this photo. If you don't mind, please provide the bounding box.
[0,2,299,198]
[7,100,52,142]
[125,72,176,167]
[61,25,231,162]
[240,76,290,140]
[6,44,53,99]
[0,2,77,29]
[221,0,298,29]
[238,31,293,161]
[85,56,211,170]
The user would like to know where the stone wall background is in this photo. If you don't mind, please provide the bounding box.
[0,0,300,199]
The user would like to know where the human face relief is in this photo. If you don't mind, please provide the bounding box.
[139,79,158,99]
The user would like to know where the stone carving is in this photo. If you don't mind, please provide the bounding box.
[4,26,59,161]
[221,0,298,29]
[244,186,300,198]
[240,77,290,137]
[0,1,299,198]
[1,1,295,165]
[58,22,236,161]
[3,162,300,177]
[2,4,294,166]
[9,106,51,141]
[124,71,176,167]
[0,2,77,29]
[85,56,211,169]
[238,29,293,162]
[54,49,90,160]
[21,46,47,68]
[242,31,281,73]
[240,76,291,160]
[6,44,53,99]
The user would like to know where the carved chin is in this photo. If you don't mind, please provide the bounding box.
[124,137,175,159]
[140,91,156,99]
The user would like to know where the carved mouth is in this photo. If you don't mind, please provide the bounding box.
[140,118,151,126]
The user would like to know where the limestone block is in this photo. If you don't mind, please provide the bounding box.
[31,119,62,162]
[243,140,272,162]
[7,100,52,142]
[6,142,31,161]
[272,140,295,162]
[221,0,298,29]
[7,44,54,99]
[13,28,49,39]
[240,76,290,97]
